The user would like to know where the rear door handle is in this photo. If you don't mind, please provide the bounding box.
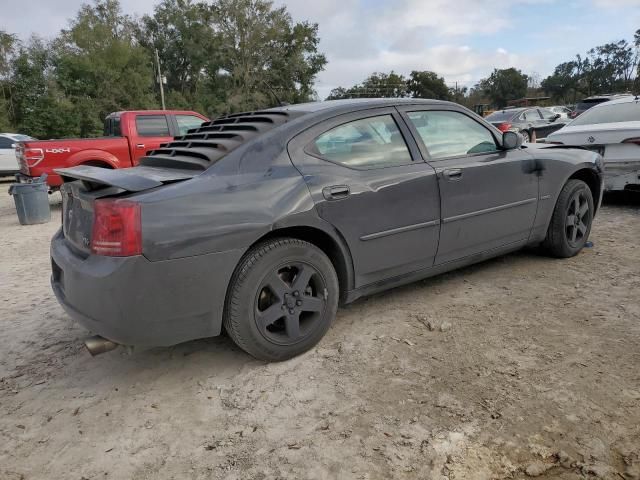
[322,185,350,200]
[442,168,463,181]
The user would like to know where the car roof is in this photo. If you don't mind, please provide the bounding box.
[0,133,28,139]
[588,95,639,109]
[268,98,453,114]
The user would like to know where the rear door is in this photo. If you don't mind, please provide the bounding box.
[131,114,174,165]
[398,106,538,265]
[288,107,441,288]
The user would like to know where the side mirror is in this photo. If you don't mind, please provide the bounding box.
[503,131,522,150]
[550,114,561,122]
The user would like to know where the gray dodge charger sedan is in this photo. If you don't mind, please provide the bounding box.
[52,99,604,361]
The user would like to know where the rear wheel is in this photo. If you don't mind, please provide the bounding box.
[543,179,594,258]
[223,238,339,361]
[520,130,531,143]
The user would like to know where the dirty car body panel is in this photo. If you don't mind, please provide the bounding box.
[50,99,604,348]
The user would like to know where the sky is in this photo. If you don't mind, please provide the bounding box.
[2,0,640,99]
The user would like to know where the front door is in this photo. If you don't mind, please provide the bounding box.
[288,108,441,288]
[399,107,539,265]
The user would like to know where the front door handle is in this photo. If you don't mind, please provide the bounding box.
[442,168,463,181]
[136,144,146,149]
[322,185,350,201]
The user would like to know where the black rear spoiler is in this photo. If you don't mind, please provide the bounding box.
[54,165,198,192]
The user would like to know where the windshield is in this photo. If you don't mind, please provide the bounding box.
[485,111,518,122]
[570,100,640,126]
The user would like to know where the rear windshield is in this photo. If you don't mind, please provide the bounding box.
[485,111,517,122]
[103,117,122,137]
[571,100,640,126]
[576,99,609,111]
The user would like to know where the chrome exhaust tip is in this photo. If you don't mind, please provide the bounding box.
[84,335,119,356]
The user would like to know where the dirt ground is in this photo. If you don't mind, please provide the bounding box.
[0,179,639,480]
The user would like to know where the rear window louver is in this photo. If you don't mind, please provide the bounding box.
[139,110,291,171]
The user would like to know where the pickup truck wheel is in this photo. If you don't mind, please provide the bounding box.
[224,238,339,361]
[543,179,594,258]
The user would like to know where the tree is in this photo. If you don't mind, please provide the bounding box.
[326,71,408,99]
[480,68,528,108]
[407,70,451,100]
[138,0,217,111]
[54,0,156,136]
[0,31,17,130]
[210,0,326,112]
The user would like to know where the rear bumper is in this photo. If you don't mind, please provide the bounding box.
[50,229,243,346]
[18,167,62,187]
[603,164,640,191]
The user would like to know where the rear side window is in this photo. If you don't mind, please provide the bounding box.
[136,115,170,137]
[0,136,13,148]
[522,109,542,121]
[309,115,412,169]
[176,115,204,136]
[407,110,498,160]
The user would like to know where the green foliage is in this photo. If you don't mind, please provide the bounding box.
[0,0,326,137]
[407,71,451,100]
[327,71,409,99]
[542,34,639,103]
[479,68,529,108]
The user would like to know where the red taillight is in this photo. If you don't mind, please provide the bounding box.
[622,137,640,145]
[497,122,512,132]
[91,200,142,257]
[23,147,45,167]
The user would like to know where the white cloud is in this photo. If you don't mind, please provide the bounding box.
[276,0,557,98]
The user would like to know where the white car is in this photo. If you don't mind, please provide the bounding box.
[546,96,640,192]
[0,133,35,176]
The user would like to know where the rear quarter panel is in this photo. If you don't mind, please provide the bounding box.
[134,133,322,262]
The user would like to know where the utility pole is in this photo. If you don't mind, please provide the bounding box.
[155,48,166,110]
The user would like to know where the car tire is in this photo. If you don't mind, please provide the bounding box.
[520,130,531,143]
[223,238,339,361]
[543,179,594,258]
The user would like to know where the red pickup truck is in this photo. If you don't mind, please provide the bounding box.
[16,110,209,188]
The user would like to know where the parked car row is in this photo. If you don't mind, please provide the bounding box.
[548,95,640,192]
[485,107,569,142]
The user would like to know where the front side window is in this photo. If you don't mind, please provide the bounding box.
[0,136,13,148]
[136,115,170,137]
[310,115,412,169]
[176,115,204,136]
[407,110,498,160]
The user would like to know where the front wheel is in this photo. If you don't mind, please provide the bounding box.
[543,179,594,258]
[223,238,339,361]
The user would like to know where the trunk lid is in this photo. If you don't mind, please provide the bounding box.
[57,165,199,254]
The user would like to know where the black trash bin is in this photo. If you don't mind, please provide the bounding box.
[8,174,51,225]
